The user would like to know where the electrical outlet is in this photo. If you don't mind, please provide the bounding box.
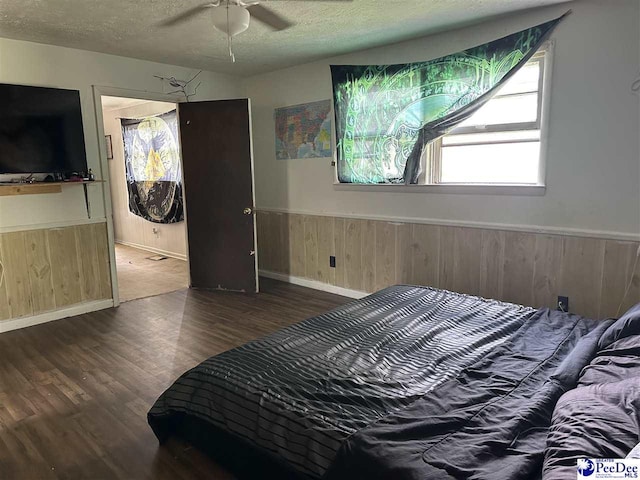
[557,296,569,312]
[329,256,336,268]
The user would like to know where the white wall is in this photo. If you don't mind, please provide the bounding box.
[102,100,187,259]
[244,0,640,238]
[0,37,243,231]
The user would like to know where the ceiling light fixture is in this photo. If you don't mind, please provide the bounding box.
[210,2,250,62]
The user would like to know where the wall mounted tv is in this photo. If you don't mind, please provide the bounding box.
[0,83,88,175]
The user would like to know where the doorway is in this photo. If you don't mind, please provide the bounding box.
[94,87,259,306]
[100,95,189,303]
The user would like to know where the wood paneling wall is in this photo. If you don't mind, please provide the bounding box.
[0,223,112,321]
[257,211,640,319]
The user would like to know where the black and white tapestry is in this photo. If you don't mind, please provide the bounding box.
[121,110,184,224]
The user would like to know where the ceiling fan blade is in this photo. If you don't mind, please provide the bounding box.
[158,3,216,27]
[246,4,293,31]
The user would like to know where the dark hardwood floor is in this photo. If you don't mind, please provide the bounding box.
[0,278,348,479]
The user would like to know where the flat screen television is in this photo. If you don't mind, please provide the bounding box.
[0,83,88,175]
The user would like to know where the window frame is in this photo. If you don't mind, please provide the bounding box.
[333,41,554,196]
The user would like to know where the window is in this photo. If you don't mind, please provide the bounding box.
[427,49,548,186]
[334,46,551,191]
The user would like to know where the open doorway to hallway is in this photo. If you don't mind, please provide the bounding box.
[101,96,189,302]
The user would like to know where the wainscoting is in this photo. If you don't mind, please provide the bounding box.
[0,222,112,322]
[257,210,640,319]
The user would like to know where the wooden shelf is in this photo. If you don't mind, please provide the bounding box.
[0,180,104,197]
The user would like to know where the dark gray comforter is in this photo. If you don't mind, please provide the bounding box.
[325,308,611,480]
[148,285,637,480]
[543,305,640,479]
[148,285,537,478]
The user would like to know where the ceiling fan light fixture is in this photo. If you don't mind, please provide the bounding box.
[211,4,250,37]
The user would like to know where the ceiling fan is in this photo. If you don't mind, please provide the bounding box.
[160,0,351,62]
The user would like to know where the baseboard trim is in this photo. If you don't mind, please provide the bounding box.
[115,240,187,261]
[257,208,640,242]
[0,299,114,334]
[259,270,368,299]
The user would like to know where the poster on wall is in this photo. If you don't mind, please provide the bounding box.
[121,110,184,224]
[275,100,332,159]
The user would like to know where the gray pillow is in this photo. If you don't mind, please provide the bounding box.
[598,303,640,349]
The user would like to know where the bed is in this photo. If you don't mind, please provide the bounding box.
[148,285,640,480]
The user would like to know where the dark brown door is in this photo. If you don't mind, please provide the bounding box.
[179,99,258,293]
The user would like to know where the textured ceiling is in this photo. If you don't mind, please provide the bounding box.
[0,0,572,76]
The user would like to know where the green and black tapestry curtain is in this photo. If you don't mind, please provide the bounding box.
[331,13,567,184]
[121,110,184,224]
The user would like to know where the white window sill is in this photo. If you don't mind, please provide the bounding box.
[333,183,546,196]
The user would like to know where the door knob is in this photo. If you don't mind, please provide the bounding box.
[243,207,252,215]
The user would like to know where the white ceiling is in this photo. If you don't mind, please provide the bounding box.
[0,0,572,76]
[101,96,153,111]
